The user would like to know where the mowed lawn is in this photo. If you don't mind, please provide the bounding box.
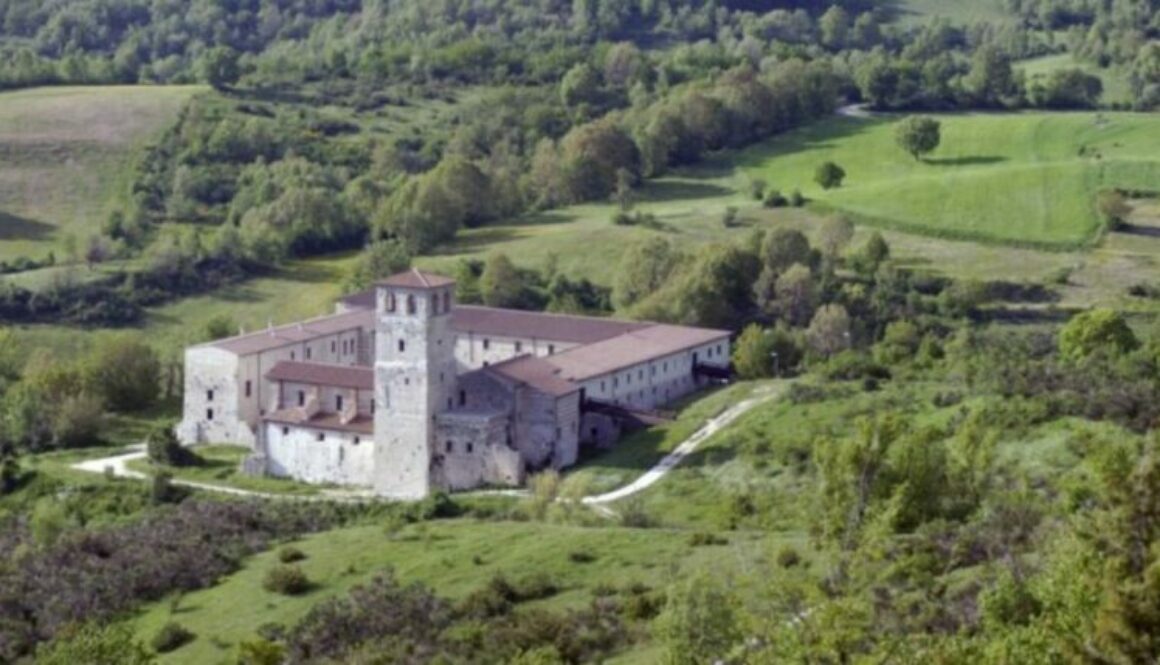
[740,112,1160,248]
[0,85,200,262]
[130,519,784,664]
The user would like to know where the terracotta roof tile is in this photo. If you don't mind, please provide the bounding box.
[485,354,579,397]
[378,268,456,289]
[546,324,730,382]
[451,306,650,344]
[266,361,373,390]
[264,409,375,435]
[208,309,373,355]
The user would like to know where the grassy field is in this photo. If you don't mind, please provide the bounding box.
[739,111,1160,248]
[887,0,1014,26]
[1018,53,1135,106]
[126,445,327,496]
[0,85,200,263]
[130,519,790,664]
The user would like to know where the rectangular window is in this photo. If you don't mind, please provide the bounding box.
[515,341,522,353]
[483,338,490,350]
[398,339,405,353]
[206,408,214,421]
[317,432,324,442]
[548,344,555,355]
[459,390,466,407]
[306,347,312,360]
[354,437,360,445]
[331,340,336,353]
[555,427,561,439]
[298,390,305,407]
[245,381,252,398]
[336,395,344,411]
[446,440,454,453]
[207,389,214,401]
[466,442,474,454]
[282,426,289,436]
[290,351,296,361]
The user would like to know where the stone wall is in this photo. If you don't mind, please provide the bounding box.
[434,411,521,489]
[263,422,374,486]
[176,346,256,447]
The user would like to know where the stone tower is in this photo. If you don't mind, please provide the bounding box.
[372,269,458,499]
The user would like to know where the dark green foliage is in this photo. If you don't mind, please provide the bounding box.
[151,622,194,654]
[146,425,201,468]
[815,161,846,189]
[278,546,307,564]
[263,565,311,596]
[895,115,942,161]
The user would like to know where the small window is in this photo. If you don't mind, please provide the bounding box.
[407,294,416,314]
[483,361,490,367]
[555,427,561,439]
[515,341,522,353]
[639,370,644,380]
[207,389,214,401]
[398,339,405,353]
[548,344,555,355]
[466,442,474,454]
[446,440,454,453]
[387,293,397,312]
[613,377,619,388]
[305,347,312,360]
[336,395,344,411]
[483,338,490,350]
[459,390,466,407]
[282,426,289,436]
[317,432,325,442]
[601,381,605,391]
[338,446,345,462]
[442,292,450,313]
[206,408,214,421]
[290,351,296,361]
[353,437,360,445]
[331,340,336,353]
[298,390,305,407]
[590,427,598,438]
[430,294,438,312]
[245,381,252,398]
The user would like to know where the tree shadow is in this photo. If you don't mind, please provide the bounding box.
[432,227,523,255]
[1116,224,1160,238]
[0,211,54,241]
[924,156,1008,167]
[639,180,735,203]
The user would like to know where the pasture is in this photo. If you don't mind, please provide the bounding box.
[0,85,199,263]
[740,111,1160,248]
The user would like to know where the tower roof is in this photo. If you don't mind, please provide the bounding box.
[378,268,455,289]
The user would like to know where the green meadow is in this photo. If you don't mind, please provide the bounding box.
[739,111,1160,248]
[0,85,201,262]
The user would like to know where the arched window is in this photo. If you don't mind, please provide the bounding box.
[406,294,416,314]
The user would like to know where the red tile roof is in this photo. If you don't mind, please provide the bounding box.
[264,409,375,435]
[546,324,730,382]
[266,361,373,390]
[484,354,579,397]
[209,309,373,355]
[378,268,456,289]
[452,305,650,344]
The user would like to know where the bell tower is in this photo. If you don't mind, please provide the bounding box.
[372,269,458,499]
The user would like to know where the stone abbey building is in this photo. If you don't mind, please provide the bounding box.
[177,269,731,498]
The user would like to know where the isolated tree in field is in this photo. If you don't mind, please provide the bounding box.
[203,314,237,341]
[1059,308,1139,363]
[200,47,240,91]
[815,161,846,189]
[895,116,941,161]
[806,304,852,357]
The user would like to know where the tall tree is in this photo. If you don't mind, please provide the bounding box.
[894,116,942,161]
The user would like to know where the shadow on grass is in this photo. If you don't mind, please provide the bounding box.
[434,227,524,255]
[924,155,1008,167]
[1117,223,1160,238]
[731,115,895,168]
[0,211,54,241]
[639,180,734,203]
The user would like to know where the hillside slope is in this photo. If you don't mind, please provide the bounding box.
[0,85,199,263]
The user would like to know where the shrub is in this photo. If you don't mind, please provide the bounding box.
[687,532,729,547]
[147,424,202,468]
[263,565,311,596]
[151,622,195,653]
[278,546,307,563]
[720,206,740,228]
[749,178,767,200]
[815,161,846,189]
[569,549,598,563]
[763,189,788,208]
[790,189,805,207]
[777,546,802,568]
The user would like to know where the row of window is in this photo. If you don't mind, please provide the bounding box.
[480,338,556,355]
[445,440,475,454]
[278,425,362,447]
[385,291,452,315]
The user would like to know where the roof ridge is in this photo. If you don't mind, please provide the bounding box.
[414,266,429,287]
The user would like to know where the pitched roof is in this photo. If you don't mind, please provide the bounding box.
[452,306,650,344]
[484,354,579,397]
[208,309,373,356]
[546,324,731,382]
[378,268,455,289]
[264,409,375,435]
[266,361,373,390]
